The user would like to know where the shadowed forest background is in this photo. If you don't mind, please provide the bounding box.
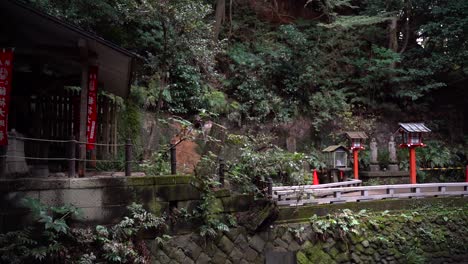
[24,0,468,179]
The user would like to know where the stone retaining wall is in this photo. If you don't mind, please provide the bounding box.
[0,175,253,232]
[150,198,468,264]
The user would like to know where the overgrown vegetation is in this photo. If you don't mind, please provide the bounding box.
[26,0,468,142]
[306,204,468,263]
[225,133,325,192]
[0,199,169,263]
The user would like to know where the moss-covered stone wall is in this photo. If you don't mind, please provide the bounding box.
[150,199,468,264]
[296,203,468,264]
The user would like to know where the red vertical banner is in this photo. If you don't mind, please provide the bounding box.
[0,49,14,146]
[86,66,98,150]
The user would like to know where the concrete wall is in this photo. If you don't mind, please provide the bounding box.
[0,175,252,232]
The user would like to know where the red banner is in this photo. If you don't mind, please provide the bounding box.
[86,66,98,150]
[0,49,14,146]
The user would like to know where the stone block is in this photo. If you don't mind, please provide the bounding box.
[249,235,266,253]
[229,247,244,262]
[273,238,288,248]
[186,241,202,260]
[9,178,70,191]
[266,250,296,264]
[39,189,103,208]
[70,177,127,189]
[101,187,133,206]
[126,176,155,186]
[38,189,66,206]
[387,164,399,172]
[218,235,235,255]
[210,250,227,264]
[75,205,127,224]
[172,248,186,263]
[152,247,171,263]
[68,189,104,207]
[362,240,370,248]
[244,246,258,262]
[196,253,211,264]
[288,240,301,252]
[234,233,248,250]
[213,188,231,198]
[155,184,200,201]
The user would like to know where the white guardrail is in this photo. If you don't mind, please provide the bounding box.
[274,182,468,206]
[273,179,362,202]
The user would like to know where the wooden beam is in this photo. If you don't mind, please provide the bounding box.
[78,39,88,177]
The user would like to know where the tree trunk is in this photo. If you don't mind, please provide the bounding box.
[388,17,398,52]
[214,0,226,39]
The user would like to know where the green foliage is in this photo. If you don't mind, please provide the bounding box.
[140,151,171,176]
[225,134,326,193]
[27,0,468,163]
[310,209,368,241]
[192,152,236,239]
[0,197,82,263]
[0,200,168,263]
[416,140,465,182]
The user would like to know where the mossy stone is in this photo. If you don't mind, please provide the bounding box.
[148,200,168,215]
[296,251,310,264]
[335,252,350,263]
[355,244,365,253]
[364,247,375,256]
[329,247,339,259]
[349,234,363,245]
[126,176,155,186]
[303,243,334,264]
[209,198,224,214]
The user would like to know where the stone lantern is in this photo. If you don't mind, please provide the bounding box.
[396,123,431,184]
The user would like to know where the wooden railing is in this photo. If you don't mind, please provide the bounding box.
[273,180,362,203]
[275,182,468,206]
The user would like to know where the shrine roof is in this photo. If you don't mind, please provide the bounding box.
[344,132,368,139]
[322,145,348,152]
[0,0,135,98]
[398,123,431,133]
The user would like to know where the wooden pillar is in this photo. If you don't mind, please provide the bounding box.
[409,147,417,184]
[353,149,359,180]
[78,39,88,177]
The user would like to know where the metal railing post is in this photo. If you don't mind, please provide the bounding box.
[218,157,225,187]
[125,139,132,176]
[267,177,273,199]
[68,136,76,178]
[170,143,177,175]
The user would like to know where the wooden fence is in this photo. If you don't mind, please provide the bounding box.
[25,92,118,161]
[274,182,468,206]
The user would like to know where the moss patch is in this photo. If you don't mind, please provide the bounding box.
[297,241,334,264]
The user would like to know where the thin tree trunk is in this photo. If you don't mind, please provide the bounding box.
[214,0,226,39]
[388,17,398,52]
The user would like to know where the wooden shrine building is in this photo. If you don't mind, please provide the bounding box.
[0,0,135,177]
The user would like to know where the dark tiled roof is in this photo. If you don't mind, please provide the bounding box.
[344,132,368,139]
[322,145,348,152]
[398,123,431,133]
